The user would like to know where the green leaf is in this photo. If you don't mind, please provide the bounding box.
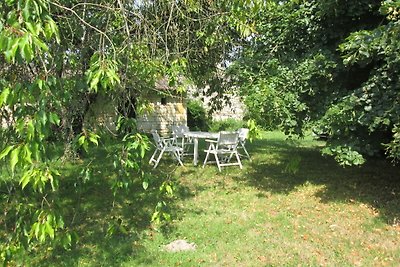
[25,22,36,35]
[48,19,60,43]
[16,118,25,135]
[89,71,102,91]
[45,221,55,239]
[19,33,34,62]
[52,168,61,176]
[165,185,173,195]
[151,211,159,222]
[33,222,40,239]
[23,42,33,61]
[88,132,99,146]
[32,36,49,52]
[27,120,35,140]
[32,141,40,161]
[142,180,149,190]
[140,146,146,158]
[38,110,47,125]
[0,87,10,107]
[20,170,31,189]
[5,38,19,63]
[39,224,46,242]
[47,213,54,223]
[0,145,14,160]
[23,144,32,164]
[18,33,29,59]
[37,79,44,89]
[162,213,171,221]
[78,135,86,146]
[82,142,88,152]
[62,233,72,249]
[49,112,60,125]
[23,0,31,20]
[118,224,128,235]
[46,170,56,191]
[10,146,21,172]
[0,34,9,51]
[44,21,53,40]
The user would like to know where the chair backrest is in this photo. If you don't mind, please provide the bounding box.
[151,130,164,149]
[218,131,239,148]
[172,125,189,138]
[237,128,249,141]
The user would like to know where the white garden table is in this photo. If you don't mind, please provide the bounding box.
[184,131,219,166]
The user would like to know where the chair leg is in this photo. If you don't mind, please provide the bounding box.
[242,144,251,161]
[235,151,243,169]
[173,150,184,166]
[171,149,183,160]
[149,149,159,165]
[153,148,165,169]
[215,153,222,172]
[202,150,211,168]
[227,150,234,163]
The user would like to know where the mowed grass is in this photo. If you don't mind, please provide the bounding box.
[21,132,400,266]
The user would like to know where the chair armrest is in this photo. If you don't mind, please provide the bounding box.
[161,137,176,145]
[205,139,218,143]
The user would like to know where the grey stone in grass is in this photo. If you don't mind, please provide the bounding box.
[164,239,196,252]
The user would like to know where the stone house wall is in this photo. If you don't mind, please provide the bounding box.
[188,85,245,122]
[136,95,187,136]
[84,94,187,136]
[203,93,245,121]
[84,81,244,136]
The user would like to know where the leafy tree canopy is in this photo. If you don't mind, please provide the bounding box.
[0,0,262,263]
[230,0,400,166]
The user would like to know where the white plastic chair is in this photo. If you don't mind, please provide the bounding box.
[171,125,193,156]
[149,130,184,169]
[202,131,242,172]
[237,128,251,161]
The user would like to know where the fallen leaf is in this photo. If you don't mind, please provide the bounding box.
[257,256,267,262]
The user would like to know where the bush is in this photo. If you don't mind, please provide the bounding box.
[208,118,245,132]
[187,100,209,131]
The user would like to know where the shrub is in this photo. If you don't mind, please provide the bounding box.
[208,118,245,132]
[187,100,209,131]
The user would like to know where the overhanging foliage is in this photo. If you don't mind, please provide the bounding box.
[0,0,262,264]
[230,0,400,166]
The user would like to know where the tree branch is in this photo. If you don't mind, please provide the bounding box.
[49,1,117,59]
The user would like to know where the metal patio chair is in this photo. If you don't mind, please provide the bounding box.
[149,130,184,169]
[237,128,251,161]
[171,125,194,156]
[202,131,242,172]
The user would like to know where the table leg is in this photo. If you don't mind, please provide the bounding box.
[193,137,199,166]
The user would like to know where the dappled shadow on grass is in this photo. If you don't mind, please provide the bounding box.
[26,133,400,265]
[239,137,400,226]
[37,144,195,266]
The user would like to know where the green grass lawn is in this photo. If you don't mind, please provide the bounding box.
[13,132,400,266]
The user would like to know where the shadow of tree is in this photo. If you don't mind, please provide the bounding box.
[38,145,196,266]
[239,137,400,226]
[29,133,400,266]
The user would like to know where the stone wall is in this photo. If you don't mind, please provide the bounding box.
[188,86,245,122]
[203,93,245,121]
[136,95,187,136]
[84,94,187,137]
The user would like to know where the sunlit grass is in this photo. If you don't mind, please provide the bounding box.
[9,131,400,266]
